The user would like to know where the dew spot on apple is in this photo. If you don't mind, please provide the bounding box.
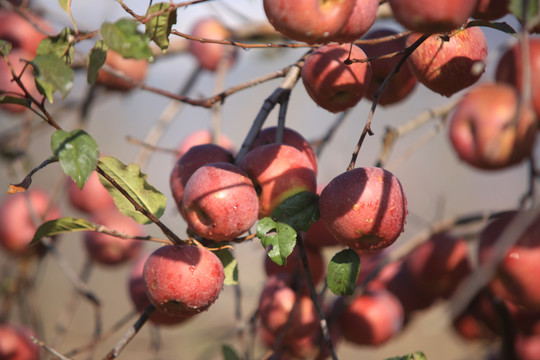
[353,204,359,211]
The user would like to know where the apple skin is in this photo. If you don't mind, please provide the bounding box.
[360,28,417,106]
[0,323,40,360]
[176,129,235,160]
[0,189,61,256]
[169,144,234,219]
[67,171,115,214]
[83,209,144,266]
[96,50,149,91]
[188,17,237,72]
[448,83,537,170]
[264,245,325,285]
[473,0,509,20]
[329,0,379,43]
[251,126,318,175]
[478,211,540,310]
[404,232,472,299]
[406,27,488,97]
[0,9,51,56]
[143,244,225,318]
[301,43,372,113]
[262,0,356,44]
[239,143,317,218]
[319,167,407,252]
[338,289,404,346]
[182,162,259,241]
[495,38,540,118]
[387,0,477,33]
[128,253,188,326]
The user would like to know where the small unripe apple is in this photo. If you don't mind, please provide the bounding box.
[67,171,115,214]
[0,189,61,256]
[176,129,235,160]
[388,0,476,33]
[143,244,225,318]
[84,209,144,266]
[319,167,407,251]
[188,17,237,72]
[406,27,488,97]
[302,43,372,113]
[182,162,259,241]
[0,323,40,360]
[448,83,537,170]
[239,143,317,218]
[96,50,149,91]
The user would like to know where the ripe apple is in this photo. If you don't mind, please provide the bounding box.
[239,143,317,218]
[404,232,472,299]
[473,0,509,20]
[303,216,340,248]
[338,289,404,346]
[448,83,537,170]
[319,167,407,252]
[169,143,234,219]
[251,126,318,175]
[96,50,149,91]
[67,171,114,214]
[262,0,356,44]
[387,0,477,33]
[188,17,238,72]
[0,9,52,56]
[128,252,188,326]
[495,38,540,118]
[406,27,488,97]
[478,211,540,310]
[329,0,379,43]
[143,244,225,318]
[0,189,61,256]
[84,209,144,266]
[176,129,235,160]
[516,334,540,360]
[0,323,40,360]
[264,245,325,285]
[182,162,259,241]
[301,43,372,113]
[360,28,417,106]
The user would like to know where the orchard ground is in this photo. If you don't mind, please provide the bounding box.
[0,1,535,359]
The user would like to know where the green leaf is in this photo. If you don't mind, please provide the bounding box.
[97,156,166,224]
[58,0,70,12]
[87,40,108,85]
[31,54,74,102]
[145,2,177,51]
[31,217,95,244]
[221,344,241,360]
[101,19,153,60]
[51,129,99,189]
[0,40,12,56]
[0,96,31,108]
[37,27,75,64]
[215,248,238,285]
[327,249,360,296]
[257,217,296,266]
[385,351,427,360]
[271,191,319,232]
[465,20,518,37]
[510,0,539,22]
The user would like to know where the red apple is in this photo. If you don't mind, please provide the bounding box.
[239,143,317,218]
[182,162,259,241]
[67,171,114,214]
[473,0,509,20]
[176,129,235,160]
[516,334,540,360]
[0,9,52,56]
[406,27,488,97]
[84,209,144,266]
[0,323,40,360]
[188,17,237,72]
[143,244,225,318]
[329,0,379,43]
[251,126,318,175]
[404,232,472,299]
[319,167,407,252]
[448,83,537,170]
[495,38,540,118]
[96,50,149,91]
[0,189,61,256]
[169,143,234,219]
[262,0,356,44]
[360,28,417,106]
[264,245,325,285]
[301,43,372,113]
[338,289,404,346]
[387,0,477,33]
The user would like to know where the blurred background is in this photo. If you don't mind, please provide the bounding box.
[0,0,533,359]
